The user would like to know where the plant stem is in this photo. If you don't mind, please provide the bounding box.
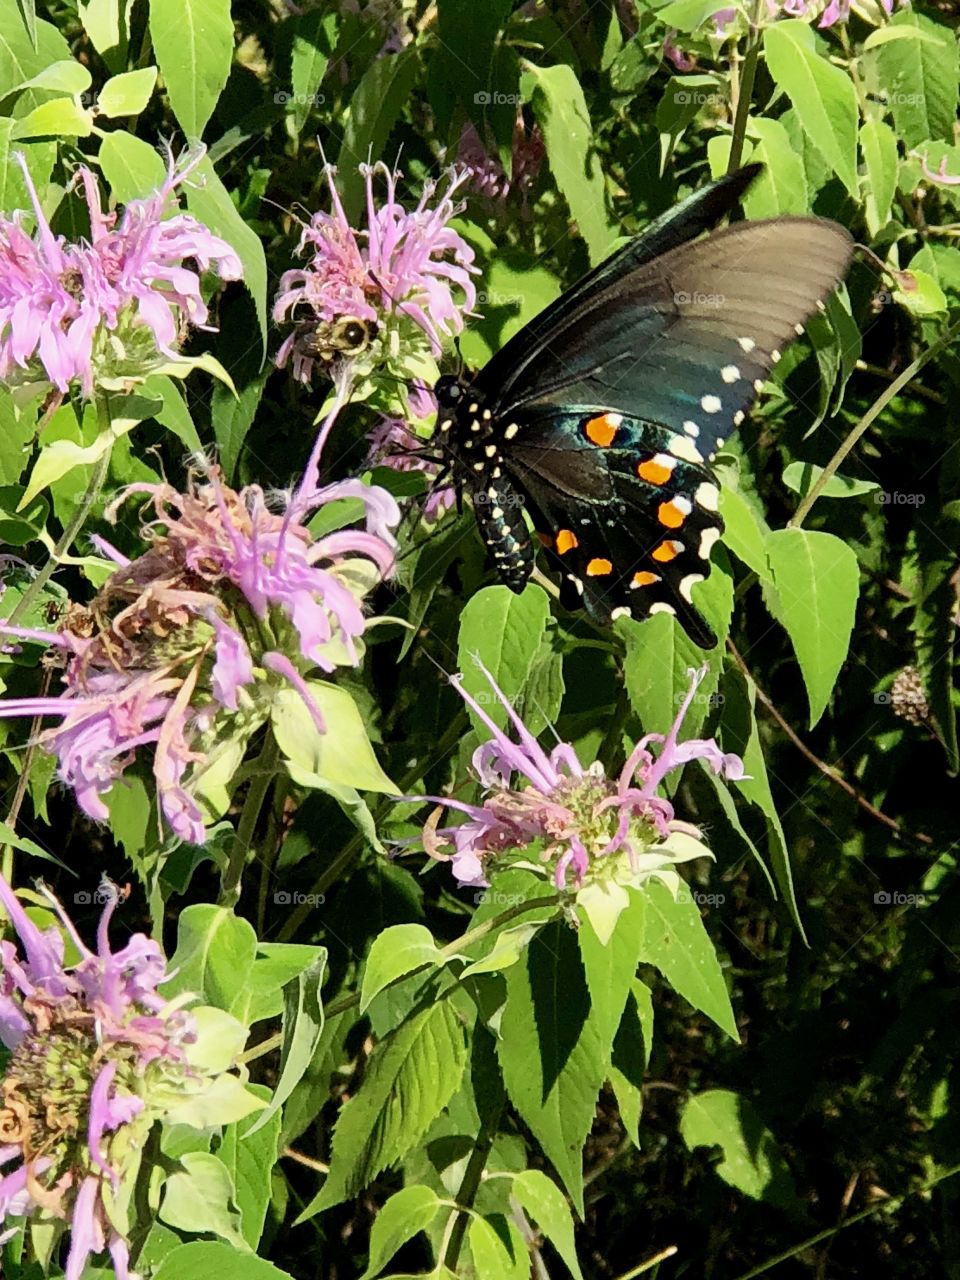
[727,0,766,173]
[789,318,960,529]
[443,1074,506,1272]
[220,731,280,908]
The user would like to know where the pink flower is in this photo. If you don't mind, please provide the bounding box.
[0,148,241,397]
[273,161,479,383]
[0,452,399,843]
[416,664,744,890]
[0,876,193,1278]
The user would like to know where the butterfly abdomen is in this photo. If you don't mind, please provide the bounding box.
[471,477,534,591]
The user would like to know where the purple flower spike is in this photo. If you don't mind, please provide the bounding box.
[412,664,744,893]
[0,147,241,397]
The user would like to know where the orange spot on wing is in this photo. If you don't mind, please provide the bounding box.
[631,571,659,588]
[657,500,685,529]
[638,459,673,485]
[652,540,682,563]
[584,414,620,447]
[586,557,613,576]
[555,529,578,555]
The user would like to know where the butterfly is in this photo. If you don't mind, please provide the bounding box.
[432,164,853,648]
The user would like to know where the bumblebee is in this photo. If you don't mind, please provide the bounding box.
[293,314,379,365]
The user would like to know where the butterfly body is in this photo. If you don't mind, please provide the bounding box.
[433,166,853,646]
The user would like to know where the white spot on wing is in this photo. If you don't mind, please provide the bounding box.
[721,365,740,384]
[680,573,705,602]
[733,410,745,426]
[699,527,721,559]
[701,394,722,414]
[695,482,720,511]
[737,336,756,353]
[669,434,703,463]
[649,601,677,617]
[683,420,700,438]
[503,423,519,440]
[610,606,631,620]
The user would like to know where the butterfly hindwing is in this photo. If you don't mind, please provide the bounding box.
[502,410,723,645]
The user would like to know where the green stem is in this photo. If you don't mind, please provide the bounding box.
[9,396,115,627]
[220,731,280,908]
[443,1078,506,1272]
[727,0,766,174]
[732,1163,960,1280]
[789,318,960,529]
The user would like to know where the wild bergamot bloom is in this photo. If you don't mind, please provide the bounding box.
[0,444,399,844]
[273,160,478,391]
[0,148,241,402]
[418,663,743,935]
[0,875,260,1278]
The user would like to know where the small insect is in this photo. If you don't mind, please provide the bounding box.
[432,164,853,648]
[292,314,379,364]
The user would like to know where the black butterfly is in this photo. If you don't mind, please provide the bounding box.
[432,164,853,648]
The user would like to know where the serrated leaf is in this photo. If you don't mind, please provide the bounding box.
[360,924,443,1012]
[511,1169,584,1280]
[360,1185,442,1280]
[336,49,418,221]
[608,981,653,1147]
[873,9,958,148]
[640,881,737,1038]
[717,482,771,582]
[742,117,807,217]
[159,1152,247,1248]
[289,10,337,136]
[216,1085,281,1248]
[297,997,467,1216]
[149,0,233,137]
[521,62,615,265]
[764,528,860,728]
[152,1242,294,1280]
[860,117,899,235]
[458,585,550,732]
[763,21,858,196]
[468,1215,528,1280]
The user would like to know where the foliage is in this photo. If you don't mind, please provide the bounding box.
[0,1,959,1279]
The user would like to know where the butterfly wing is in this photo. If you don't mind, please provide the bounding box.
[503,411,723,645]
[476,218,854,449]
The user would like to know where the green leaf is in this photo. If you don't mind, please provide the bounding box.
[166,904,258,1012]
[210,371,266,480]
[457,585,550,732]
[245,954,326,1136]
[742,117,807,217]
[608,981,654,1147]
[763,21,858,197]
[149,0,233,137]
[142,374,203,452]
[860,117,899,236]
[298,998,468,1216]
[289,10,337,136]
[782,462,879,500]
[153,1242,294,1280]
[511,1169,584,1280]
[894,268,948,317]
[497,920,612,1213]
[360,1185,442,1280]
[621,558,733,747]
[680,1089,799,1207]
[186,155,267,351]
[361,924,443,1012]
[240,942,326,1024]
[0,2,71,101]
[0,124,55,215]
[640,881,737,1038]
[99,131,166,202]
[717,481,772,583]
[271,681,397,796]
[216,1086,281,1249]
[97,66,157,116]
[468,1216,528,1280]
[521,62,615,265]
[874,9,958,148]
[656,0,737,30]
[13,96,92,137]
[461,921,541,978]
[16,58,91,94]
[763,528,860,728]
[335,48,418,221]
[159,1152,246,1249]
